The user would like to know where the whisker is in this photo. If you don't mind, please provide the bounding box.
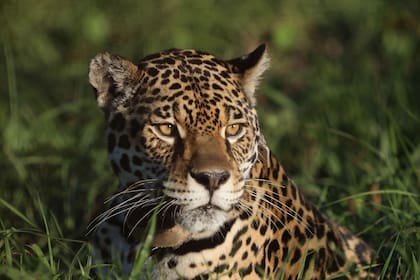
[238,199,283,233]
[105,189,151,203]
[122,196,164,229]
[244,178,288,189]
[105,179,160,203]
[244,184,301,220]
[88,194,144,231]
[88,201,142,234]
[126,178,160,189]
[260,189,309,228]
[243,186,313,235]
[244,186,301,221]
[88,193,161,234]
[128,201,166,237]
[160,200,176,218]
[90,192,146,225]
[237,200,254,219]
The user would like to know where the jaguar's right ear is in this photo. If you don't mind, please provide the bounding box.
[88,53,141,111]
[227,44,269,107]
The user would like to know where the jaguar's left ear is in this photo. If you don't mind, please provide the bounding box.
[228,44,270,106]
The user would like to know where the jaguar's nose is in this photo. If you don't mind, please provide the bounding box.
[190,171,230,191]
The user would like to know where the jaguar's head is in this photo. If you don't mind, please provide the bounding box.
[89,45,269,240]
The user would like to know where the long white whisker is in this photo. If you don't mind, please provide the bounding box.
[244,184,302,222]
[88,198,142,232]
[237,200,254,219]
[88,192,162,234]
[105,179,160,203]
[160,200,176,218]
[245,178,288,189]
[238,199,283,233]
[89,192,146,226]
[243,186,313,235]
[259,189,310,230]
[128,202,165,238]
[244,186,294,217]
[123,196,163,227]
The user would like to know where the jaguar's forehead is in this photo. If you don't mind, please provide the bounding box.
[137,49,240,92]
[130,49,253,130]
[89,44,268,124]
[140,48,225,68]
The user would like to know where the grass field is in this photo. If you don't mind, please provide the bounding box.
[1,0,419,279]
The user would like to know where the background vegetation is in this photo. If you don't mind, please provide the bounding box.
[1,0,419,279]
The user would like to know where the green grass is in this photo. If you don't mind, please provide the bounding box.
[1,0,419,279]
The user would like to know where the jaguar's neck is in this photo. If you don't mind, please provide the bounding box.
[249,143,379,278]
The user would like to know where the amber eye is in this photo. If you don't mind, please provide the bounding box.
[154,123,176,137]
[225,124,243,138]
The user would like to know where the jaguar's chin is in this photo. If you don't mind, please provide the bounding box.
[176,205,233,239]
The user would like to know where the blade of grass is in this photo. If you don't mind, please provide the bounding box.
[67,243,91,280]
[129,202,160,280]
[0,221,13,266]
[0,197,37,228]
[30,243,52,271]
[36,194,57,275]
[322,189,417,208]
[3,35,18,121]
[411,252,419,280]
[0,264,36,280]
[380,233,399,279]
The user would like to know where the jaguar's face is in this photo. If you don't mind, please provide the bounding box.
[89,45,269,238]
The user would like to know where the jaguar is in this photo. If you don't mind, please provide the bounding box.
[88,44,381,279]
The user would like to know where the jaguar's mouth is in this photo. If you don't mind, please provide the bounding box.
[174,204,233,239]
[151,203,231,248]
[199,203,224,211]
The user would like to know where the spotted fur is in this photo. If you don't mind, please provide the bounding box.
[88,45,381,279]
